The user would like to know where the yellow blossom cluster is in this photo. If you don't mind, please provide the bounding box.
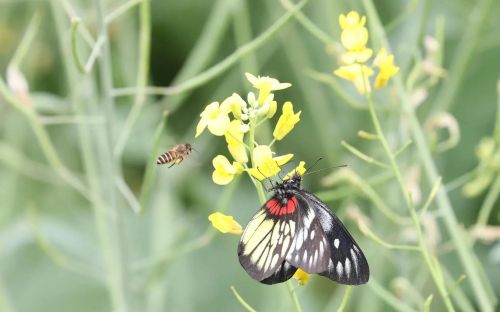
[334,11,399,95]
[196,73,301,185]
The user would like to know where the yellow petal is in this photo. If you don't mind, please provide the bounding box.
[273,101,301,140]
[212,170,234,185]
[228,142,248,163]
[213,155,236,174]
[273,153,294,166]
[267,101,277,118]
[207,113,230,136]
[195,117,208,137]
[293,268,310,285]
[253,145,273,166]
[284,161,306,179]
[208,212,242,234]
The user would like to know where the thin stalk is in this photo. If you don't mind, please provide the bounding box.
[368,279,417,312]
[363,1,496,309]
[114,0,151,156]
[286,281,302,312]
[11,11,41,68]
[248,118,266,203]
[230,286,257,312]
[94,0,131,309]
[337,286,352,312]
[475,174,500,228]
[139,113,168,211]
[105,0,143,23]
[432,0,494,113]
[366,93,454,311]
[341,140,389,169]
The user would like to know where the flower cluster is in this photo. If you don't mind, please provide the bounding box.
[196,73,301,185]
[334,11,399,95]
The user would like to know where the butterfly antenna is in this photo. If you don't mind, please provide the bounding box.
[256,166,274,191]
[303,164,347,177]
[306,157,323,172]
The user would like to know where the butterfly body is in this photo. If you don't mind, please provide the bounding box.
[156,143,193,167]
[238,173,369,285]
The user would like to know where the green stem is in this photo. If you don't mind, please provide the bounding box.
[366,94,454,311]
[431,0,494,113]
[286,281,302,312]
[248,118,266,203]
[363,0,496,309]
[230,286,257,312]
[337,286,352,312]
[475,174,500,228]
[114,0,151,156]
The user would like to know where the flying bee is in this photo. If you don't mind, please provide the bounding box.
[156,143,193,167]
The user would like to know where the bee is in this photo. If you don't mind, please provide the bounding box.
[156,143,193,167]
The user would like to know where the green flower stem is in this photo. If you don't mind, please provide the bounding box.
[366,93,455,311]
[337,286,352,312]
[230,286,257,312]
[431,0,494,113]
[11,11,41,68]
[286,281,302,312]
[359,221,420,252]
[71,18,87,74]
[114,0,151,157]
[139,112,169,211]
[341,140,389,169]
[280,0,336,46]
[113,0,307,103]
[475,174,500,228]
[368,279,417,312]
[105,0,142,23]
[0,78,89,199]
[363,0,496,309]
[248,118,267,203]
[50,2,132,311]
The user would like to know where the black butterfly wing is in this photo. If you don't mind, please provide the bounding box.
[285,193,331,274]
[238,198,298,282]
[300,191,370,285]
[260,261,297,285]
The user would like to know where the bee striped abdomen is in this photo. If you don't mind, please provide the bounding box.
[156,152,177,165]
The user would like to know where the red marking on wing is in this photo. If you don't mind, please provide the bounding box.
[265,196,297,215]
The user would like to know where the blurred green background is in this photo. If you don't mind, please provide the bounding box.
[0,0,499,311]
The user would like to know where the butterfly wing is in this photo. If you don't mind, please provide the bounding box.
[300,191,370,285]
[238,198,298,282]
[260,261,297,285]
[284,193,331,274]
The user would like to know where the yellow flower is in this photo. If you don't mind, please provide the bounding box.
[339,11,366,30]
[334,63,374,95]
[273,101,301,140]
[225,120,249,163]
[373,48,399,88]
[222,93,247,120]
[212,155,243,185]
[245,72,291,104]
[284,161,306,180]
[293,268,310,285]
[339,11,372,64]
[196,102,231,137]
[248,145,293,180]
[208,212,242,235]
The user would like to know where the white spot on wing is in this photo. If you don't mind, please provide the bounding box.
[345,258,351,278]
[334,238,340,249]
[350,249,359,275]
[271,254,279,268]
[303,250,308,264]
[336,261,343,277]
[310,230,315,239]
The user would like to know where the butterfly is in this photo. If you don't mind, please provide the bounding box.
[238,172,369,285]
